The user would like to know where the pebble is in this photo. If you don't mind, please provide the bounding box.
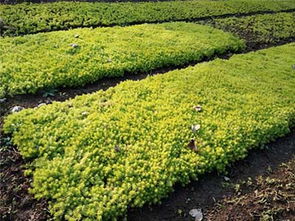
[70,43,79,48]
[11,106,24,113]
[189,208,203,221]
[81,111,88,116]
[224,176,230,182]
[45,99,52,104]
[59,92,67,96]
[191,124,201,133]
[185,197,191,203]
[194,105,202,112]
[38,103,46,107]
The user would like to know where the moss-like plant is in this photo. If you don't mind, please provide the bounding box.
[4,43,295,220]
[202,12,295,44]
[0,22,244,98]
[1,0,295,36]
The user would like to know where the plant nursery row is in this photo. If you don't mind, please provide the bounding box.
[204,12,295,43]
[0,22,244,98]
[4,43,295,221]
[1,0,295,36]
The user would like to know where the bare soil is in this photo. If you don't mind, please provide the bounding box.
[205,157,295,221]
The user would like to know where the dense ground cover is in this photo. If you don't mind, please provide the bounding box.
[0,22,244,98]
[1,0,295,36]
[0,0,190,3]
[4,43,295,220]
[202,12,295,44]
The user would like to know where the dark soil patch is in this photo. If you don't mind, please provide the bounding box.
[205,157,295,221]
[0,142,50,220]
[0,13,295,221]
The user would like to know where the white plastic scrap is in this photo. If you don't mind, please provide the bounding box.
[189,208,203,221]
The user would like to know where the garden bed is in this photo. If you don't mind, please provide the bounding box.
[199,12,295,48]
[3,43,295,220]
[1,0,295,36]
[1,4,295,220]
[0,22,244,98]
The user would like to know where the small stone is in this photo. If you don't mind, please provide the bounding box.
[292,64,295,70]
[191,124,201,133]
[38,103,46,107]
[45,99,52,104]
[81,111,88,116]
[189,208,203,221]
[11,106,24,113]
[107,58,112,63]
[194,105,202,112]
[70,43,79,48]
[59,92,66,96]
[224,176,230,182]
[74,34,79,38]
[185,198,191,203]
[177,209,183,215]
[0,98,7,103]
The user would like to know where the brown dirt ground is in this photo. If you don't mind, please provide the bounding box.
[205,157,295,221]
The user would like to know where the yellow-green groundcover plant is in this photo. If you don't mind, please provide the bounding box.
[0,22,244,98]
[4,43,295,220]
[1,0,295,36]
[203,12,295,43]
